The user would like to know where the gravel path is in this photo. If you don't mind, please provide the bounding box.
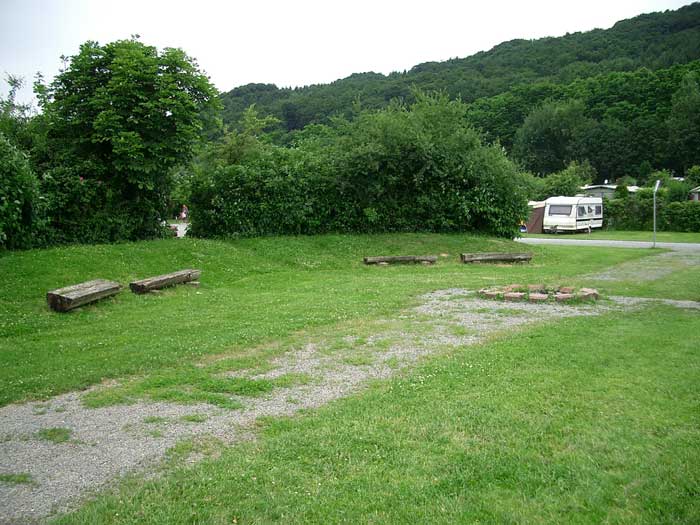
[1,290,697,523]
[586,249,700,282]
[516,237,700,251]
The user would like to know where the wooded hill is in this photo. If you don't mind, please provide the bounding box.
[220,3,700,132]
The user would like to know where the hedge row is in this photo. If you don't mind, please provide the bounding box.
[189,95,529,239]
[605,190,700,231]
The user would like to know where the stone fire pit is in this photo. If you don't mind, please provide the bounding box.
[478,284,600,303]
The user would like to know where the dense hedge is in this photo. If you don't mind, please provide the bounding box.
[605,190,700,231]
[189,95,529,239]
[0,133,41,249]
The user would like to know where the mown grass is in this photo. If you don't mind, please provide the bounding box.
[0,234,650,407]
[524,230,700,243]
[55,305,700,524]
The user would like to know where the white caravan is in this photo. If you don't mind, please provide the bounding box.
[543,196,603,233]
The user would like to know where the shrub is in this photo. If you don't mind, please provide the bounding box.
[605,191,700,232]
[0,133,40,249]
[190,93,529,239]
[662,201,700,231]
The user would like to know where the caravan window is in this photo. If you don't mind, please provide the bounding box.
[595,205,602,215]
[578,206,586,216]
[548,205,572,216]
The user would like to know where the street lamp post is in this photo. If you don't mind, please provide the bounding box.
[653,179,661,249]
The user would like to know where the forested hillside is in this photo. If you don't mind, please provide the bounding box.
[221,3,700,132]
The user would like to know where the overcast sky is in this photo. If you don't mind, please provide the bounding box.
[0,0,693,104]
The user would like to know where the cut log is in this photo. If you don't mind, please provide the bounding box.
[363,255,438,265]
[47,279,121,312]
[460,252,532,264]
[129,269,201,294]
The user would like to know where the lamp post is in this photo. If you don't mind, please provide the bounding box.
[653,179,661,249]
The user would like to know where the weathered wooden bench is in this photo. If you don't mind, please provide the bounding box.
[363,255,438,265]
[460,252,532,264]
[129,269,201,294]
[47,279,122,312]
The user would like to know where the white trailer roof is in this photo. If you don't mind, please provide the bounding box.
[545,196,602,205]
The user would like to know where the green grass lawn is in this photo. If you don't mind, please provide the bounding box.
[523,230,700,243]
[3,233,699,523]
[0,234,651,407]
[55,304,700,524]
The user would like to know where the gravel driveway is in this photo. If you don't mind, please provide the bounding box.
[516,237,700,251]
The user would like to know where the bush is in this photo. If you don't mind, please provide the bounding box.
[40,167,169,244]
[190,93,529,239]
[0,133,40,249]
[189,145,334,237]
[605,190,700,232]
[662,201,700,231]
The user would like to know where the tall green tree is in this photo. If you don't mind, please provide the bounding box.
[667,72,700,174]
[513,99,594,175]
[38,38,220,241]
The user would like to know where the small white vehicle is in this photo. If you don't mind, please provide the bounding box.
[543,196,603,233]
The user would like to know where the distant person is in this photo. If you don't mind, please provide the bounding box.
[179,204,189,221]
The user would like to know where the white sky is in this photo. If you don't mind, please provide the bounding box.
[0,0,694,105]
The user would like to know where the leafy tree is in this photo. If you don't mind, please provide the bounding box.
[219,3,700,132]
[686,165,700,188]
[535,161,595,200]
[0,75,35,153]
[38,38,220,241]
[513,100,594,175]
[516,171,546,202]
[667,72,700,174]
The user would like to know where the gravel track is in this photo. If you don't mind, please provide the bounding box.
[1,289,696,523]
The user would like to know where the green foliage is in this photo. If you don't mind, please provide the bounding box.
[520,161,595,201]
[516,171,546,202]
[513,100,593,175]
[38,38,220,243]
[220,4,700,132]
[39,166,135,244]
[0,133,41,249]
[666,179,692,203]
[218,4,700,183]
[662,201,700,232]
[541,160,595,199]
[190,93,528,239]
[686,165,700,188]
[0,75,35,153]
[606,188,700,232]
[667,72,700,173]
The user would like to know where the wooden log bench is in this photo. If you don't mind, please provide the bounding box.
[363,255,438,265]
[129,269,201,294]
[460,252,532,264]
[47,279,121,312]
